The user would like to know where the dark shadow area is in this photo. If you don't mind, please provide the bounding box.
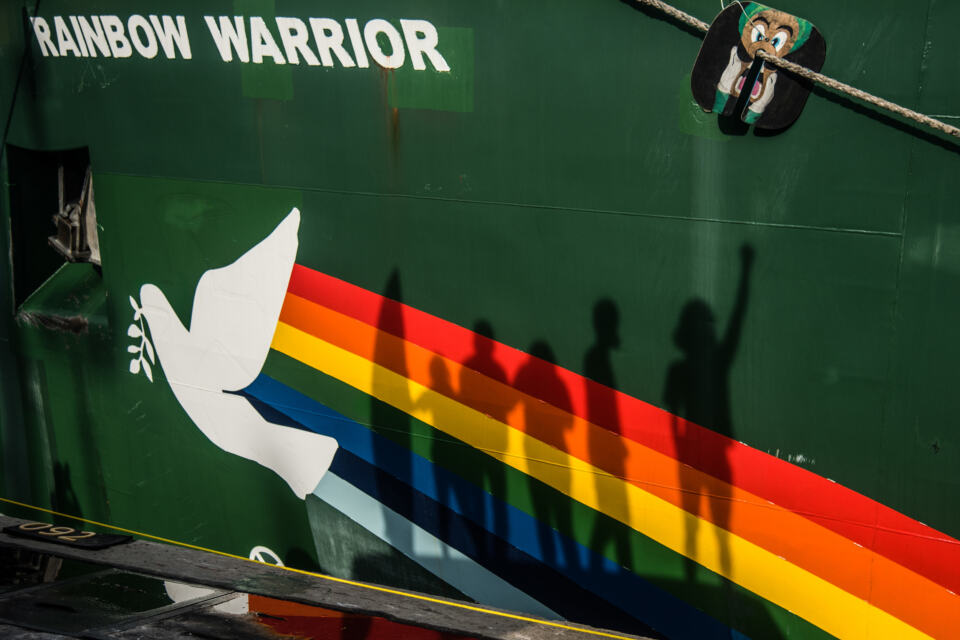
[5,145,88,307]
[458,320,512,543]
[17,359,57,514]
[350,551,467,602]
[282,547,318,573]
[420,355,474,556]
[515,341,576,568]
[717,113,750,136]
[371,270,413,554]
[753,74,817,138]
[50,462,81,529]
[664,244,754,582]
[584,300,632,569]
[0,6,40,155]
[69,330,111,526]
[0,9,37,500]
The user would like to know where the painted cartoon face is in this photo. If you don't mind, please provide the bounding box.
[690,2,825,129]
[731,10,800,102]
[740,9,800,60]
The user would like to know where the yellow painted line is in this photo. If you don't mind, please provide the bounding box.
[0,497,637,640]
[273,321,932,640]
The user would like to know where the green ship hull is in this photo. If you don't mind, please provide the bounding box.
[1,1,958,638]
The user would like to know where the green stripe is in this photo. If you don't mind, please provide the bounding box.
[263,350,833,640]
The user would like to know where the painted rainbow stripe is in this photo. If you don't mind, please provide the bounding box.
[253,351,785,638]
[242,373,742,639]
[264,264,960,640]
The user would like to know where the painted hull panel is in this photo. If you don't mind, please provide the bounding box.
[1,1,959,639]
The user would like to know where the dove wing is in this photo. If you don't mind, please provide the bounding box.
[186,208,300,392]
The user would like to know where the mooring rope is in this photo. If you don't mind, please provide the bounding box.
[638,0,712,31]
[633,0,960,139]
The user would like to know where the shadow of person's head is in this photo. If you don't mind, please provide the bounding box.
[473,319,495,355]
[529,340,556,364]
[593,298,620,348]
[674,298,717,354]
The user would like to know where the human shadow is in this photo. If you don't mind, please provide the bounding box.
[371,270,412,553]
[584,299,632,570]
[458,320,513,544]
[664,245,754,582]
[419,354,464,557]
[355,269,411,640]
[514,341,576,567]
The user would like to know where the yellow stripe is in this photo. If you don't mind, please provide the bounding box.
[273,321,931,640]
[0,497,635,640]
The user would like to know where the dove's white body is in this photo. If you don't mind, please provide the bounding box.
[138,209,338,498]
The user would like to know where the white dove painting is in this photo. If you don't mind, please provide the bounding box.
[129,208,338,499]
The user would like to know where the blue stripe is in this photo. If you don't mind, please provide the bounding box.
[243,373,743,640]
[332,447,653,634]
[243,379,650,634]
[313,470,559,617]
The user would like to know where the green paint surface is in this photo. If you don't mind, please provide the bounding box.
[235,0,294,100]
[677,74,728,141]
[5,174,318,568]
[305,494,467,599]
[389,27,474,112]
[0,0,959,637]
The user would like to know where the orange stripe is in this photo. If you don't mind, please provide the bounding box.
[278,292,959,639]
[287,265,960,598]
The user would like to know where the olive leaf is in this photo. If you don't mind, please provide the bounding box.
[127,294,155,383]
[129,296,142,321]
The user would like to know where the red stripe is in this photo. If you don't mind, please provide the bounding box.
[288,264,960,594]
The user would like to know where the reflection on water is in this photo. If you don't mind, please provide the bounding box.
[0,553,480,639]
[0,565,185,633]
[250,594,478,640]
